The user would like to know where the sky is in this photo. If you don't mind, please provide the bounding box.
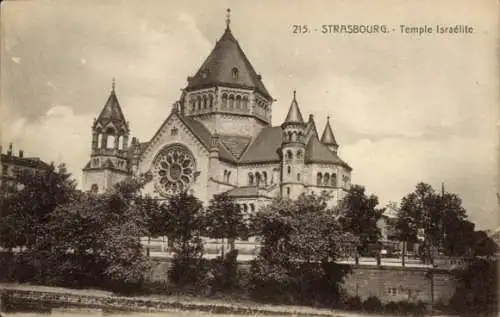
[1,0,498,229]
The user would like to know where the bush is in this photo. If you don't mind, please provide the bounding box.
[168,238,206,286]
[362,296,383,312]
[384,301,399,313]
[384,301,427,316]
[343,296,362,310]
[212,249,239,291]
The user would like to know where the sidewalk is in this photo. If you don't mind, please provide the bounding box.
[0,283,360,317]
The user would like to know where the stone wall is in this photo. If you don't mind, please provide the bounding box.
[342,265,457,304]
[146,258,457,305]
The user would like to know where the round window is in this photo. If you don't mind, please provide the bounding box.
[152,144,196,196]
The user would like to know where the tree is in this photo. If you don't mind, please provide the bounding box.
[0,163,76,252]
[41,175,152,291]
[338,185,384,256]
[162,192,206,285]
[203,192,245,258]
[395,182,476,264]
[249,192,357,305]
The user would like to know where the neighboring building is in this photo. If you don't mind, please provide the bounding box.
[0,144,51,192]
[82,12,352,212]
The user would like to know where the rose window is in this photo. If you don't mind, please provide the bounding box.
[152,144,196,196]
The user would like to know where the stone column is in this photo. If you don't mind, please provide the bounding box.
[101,134,108,149]
[122,135,129,151]
[91,132,98,150]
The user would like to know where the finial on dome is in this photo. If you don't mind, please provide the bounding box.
[293,90,296,100]
[226,8,231,28]
[111,77,115,91]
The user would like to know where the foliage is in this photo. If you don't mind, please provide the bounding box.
[450,258,498,314]
[211,249,240,291]
[338,185,384,256]
[0,170,153,292]
[394,182,478,259]
[203,193,246,256]
[0,163,76,251]
[162,192,206,285]
[249,192,356,306]
[362,296,383,312]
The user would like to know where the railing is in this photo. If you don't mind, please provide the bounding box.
[140,238,435,267]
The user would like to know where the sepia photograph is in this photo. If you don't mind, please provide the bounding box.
[0,0,498,316]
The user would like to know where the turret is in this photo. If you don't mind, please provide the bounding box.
[280,91,306,199]
[321,116,339,154]
[82,79,131,193]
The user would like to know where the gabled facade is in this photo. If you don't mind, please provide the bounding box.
[82,11,352,212]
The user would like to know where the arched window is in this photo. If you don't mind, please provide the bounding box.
[332,173,337,187]
[91,184,98,193]
[97,133,103,148]
[229,95,235,108]
[190,99,195,112]
[209,94,214,108]
[243,204,248,213]
[292,131,297,142]
[317,173,323,186]
[287,166,291,175]
[297,173,301,181]
[242,96,249,109]
[287,131,292,142]
[324,173,330,186]
[236,95,241,109]
[298,132,303,141]
[296,150,303,160]
[263,171,268,185]
[222,93,228,108]
[255,172,261,186]
[106,132,115,149]
[232,67,239,80]
[286,187,291,196]
[227,171,231,183]
[248,173,254,185]
[250,204,255,213]
[197,96,202,110]
[223,170,227,182]
[203,95,207,109]
[286,150,293,160]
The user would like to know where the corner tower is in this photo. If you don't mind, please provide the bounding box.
[82,80,130,193]
[280,91,306,199]
[321,117,339,154]
[181,9,273,138]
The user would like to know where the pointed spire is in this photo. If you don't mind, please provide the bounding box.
[283,90,305,125]
[94,80,128,130]
[321,116,338,146]
[226,8,231,29]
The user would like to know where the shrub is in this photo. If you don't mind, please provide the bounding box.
[212,249,239,290]
[343,296,362,310]
[168,240,207,286]
[362,296,383,312]
[384,301,399,313]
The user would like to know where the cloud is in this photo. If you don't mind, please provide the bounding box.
[342,135,498,228]
[3,105,93,186]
